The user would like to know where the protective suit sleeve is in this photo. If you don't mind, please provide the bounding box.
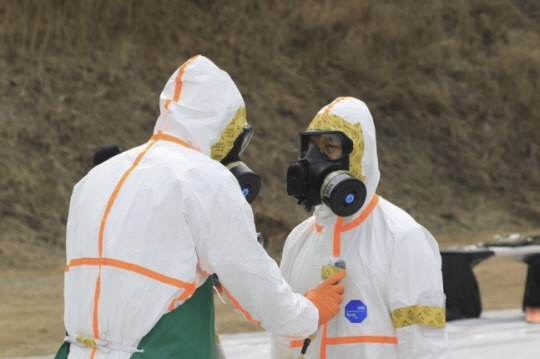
[186,164,318,337]
[389,226,451,359]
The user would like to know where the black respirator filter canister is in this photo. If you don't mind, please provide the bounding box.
[226,161,261,204]
[320,171,366,217]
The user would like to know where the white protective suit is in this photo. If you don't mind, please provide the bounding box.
[61,55,318,359]
[271,97,451,358]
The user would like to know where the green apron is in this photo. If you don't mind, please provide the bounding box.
[54,277,216,359]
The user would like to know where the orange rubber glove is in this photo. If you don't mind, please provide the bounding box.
[304,271,346,326]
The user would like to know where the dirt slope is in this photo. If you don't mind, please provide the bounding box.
[1,1,540,264]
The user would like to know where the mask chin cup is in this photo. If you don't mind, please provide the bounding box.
[320,171,366,217]
[226,161,261,203]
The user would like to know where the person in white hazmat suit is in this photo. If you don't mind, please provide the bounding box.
[271,97,451,358]
[54,55,346,359]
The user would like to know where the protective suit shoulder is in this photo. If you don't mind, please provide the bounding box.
[152,144,242,199]
[285,216,317,247]
[69,143,148,205]
[182,151,236,183]
[373,196,428,238]
[373,197,441,265]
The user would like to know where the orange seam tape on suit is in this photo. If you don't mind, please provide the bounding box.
[314,194,379,247]
[83,132,192,341]
[65,257,196,292]
[150,131,191,148]
[325,335,398,345]
[340,194,379,232]
[320,322,329,359]
[329,194,379,257]
[289,334,397,348]
[91,138,160,339]
[222,286,261,326]
[97,140,159,257]
[332,216,345,256]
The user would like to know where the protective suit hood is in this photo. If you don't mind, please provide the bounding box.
[153,55,246,157]
[310,97,380,215]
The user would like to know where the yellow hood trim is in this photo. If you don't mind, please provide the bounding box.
[211,106,247,161]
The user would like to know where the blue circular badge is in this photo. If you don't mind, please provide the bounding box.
[345,299,367,323]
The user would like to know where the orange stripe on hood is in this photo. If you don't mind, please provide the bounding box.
[164,55,199,110]
[323,96,349,114]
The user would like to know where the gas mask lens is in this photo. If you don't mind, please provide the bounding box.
[238,125,253,155]
[303,133,345,160]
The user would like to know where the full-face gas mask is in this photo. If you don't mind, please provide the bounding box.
[220,125,261,203]
[286,130,366,216]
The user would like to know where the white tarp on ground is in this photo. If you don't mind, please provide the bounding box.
[14,309,540,359]
[446,309,540,358]
[220,309,540,359]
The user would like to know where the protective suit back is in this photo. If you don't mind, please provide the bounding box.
[60,55,320,359]
[62,56,249,358]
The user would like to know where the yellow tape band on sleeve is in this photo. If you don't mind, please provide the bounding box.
[391,305,446,329]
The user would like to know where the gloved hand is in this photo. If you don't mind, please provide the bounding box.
[304,271,346,326]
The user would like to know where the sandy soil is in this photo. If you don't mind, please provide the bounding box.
[0,229,535,358]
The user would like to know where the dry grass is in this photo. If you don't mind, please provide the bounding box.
[1,1,539,263]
